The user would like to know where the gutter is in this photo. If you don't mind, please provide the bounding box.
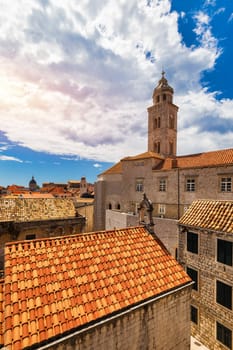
[37,281,193,349]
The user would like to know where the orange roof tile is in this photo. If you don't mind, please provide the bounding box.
[101,161,123,175]
[159,148,233,170]
[179,200,233,233]
[122,151,164,161]
[1,226,191,349]
[102,148,233,175]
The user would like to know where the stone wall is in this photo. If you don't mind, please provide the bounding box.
[46,285,191,350]
[0,198,76,222]
[179,228,233,349]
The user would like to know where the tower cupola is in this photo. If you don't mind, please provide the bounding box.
[152,71,174,105]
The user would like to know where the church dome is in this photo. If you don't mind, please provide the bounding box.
[29,176,37,191]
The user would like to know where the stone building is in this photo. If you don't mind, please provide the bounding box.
[0,197,85,268]
[94,72,233,256]
[178,199,233,349]
[0,226,192,350]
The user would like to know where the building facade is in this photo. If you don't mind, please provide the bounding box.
[179,199,233,350]
[94,73,233,256]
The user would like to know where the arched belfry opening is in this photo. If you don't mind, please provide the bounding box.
[147,71,179,158]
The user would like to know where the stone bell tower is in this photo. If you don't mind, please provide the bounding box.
[147,71,178,158]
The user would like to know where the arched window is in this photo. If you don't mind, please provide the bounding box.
[156,95,160,103]
[154,118,157,129]
[169,142,173,154]
[169,115,174,129]
[155,142,160,153]
[117,203,121,210]
[158,117,161,128]
[163,93,166,101]
[108,203,112,210]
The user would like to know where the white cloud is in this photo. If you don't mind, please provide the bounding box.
[93,163,102,168]
[0,155,23,163]
[0,0,231,164]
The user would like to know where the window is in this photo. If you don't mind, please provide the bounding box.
[169,142,173,155]
[217,322,232,349]
[187,231,198,254]
[191,305,198,324]
[25,234,36,240]
[116,203,121,210]
[221,177,232,192]
[169,115,174,129]
[163,93,166,101]
[187,267,198,291]
[159,179,166,192]
[216,280,232,309]
[108,203,112,210]
[136,178,144,192]
[186,178,195,192]
[217,239,232,266]
[158,204,166,215]
[154,141,160,153]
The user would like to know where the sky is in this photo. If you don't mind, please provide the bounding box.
[0,0,233,187]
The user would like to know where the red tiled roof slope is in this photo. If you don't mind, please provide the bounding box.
[159,148,233,170]
[2,227,191,349]
[101,161,122,175]
[179,200,233,233]
[122,151,164,161]
[0,279,4,347]
[101,148,233,175]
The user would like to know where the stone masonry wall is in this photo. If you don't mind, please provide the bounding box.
[0,198,76,222]
[47,286,192,350]
[179,228,233,349]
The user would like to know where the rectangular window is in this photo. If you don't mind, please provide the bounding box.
[187,231,198,254]
[187,267,198,291]
[221,177,232,192]
[159,179,166,192]
[158,204,166,215]
[216,280,232,309]
[217,322,232,349]
[136,178,144,192]
[186,178,195,192]
[25,234,36,240]
[217,239,232,266]
[191,305,198,324]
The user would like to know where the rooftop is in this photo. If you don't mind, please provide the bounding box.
[179,200,233,233]
[100,148,233,176]
[0,226,191,349]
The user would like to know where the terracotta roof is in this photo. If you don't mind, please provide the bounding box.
[122,151,164,161]
[101,161,123,175]
[179,200,233,233]
[101,148,233,176]
[160,148,233,170]
[1,226,191,349]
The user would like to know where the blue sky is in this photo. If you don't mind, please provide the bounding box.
[0,0,233,187]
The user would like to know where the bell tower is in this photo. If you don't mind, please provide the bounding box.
[147,71,178,158]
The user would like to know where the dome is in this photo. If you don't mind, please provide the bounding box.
[29,176,37,191]
[153,71,173,95]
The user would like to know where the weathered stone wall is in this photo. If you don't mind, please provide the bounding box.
[105,209,138,230]
[0,198,76,222]
[179,228,233,349]
[76,203,94,233]
[46,286,191,350]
